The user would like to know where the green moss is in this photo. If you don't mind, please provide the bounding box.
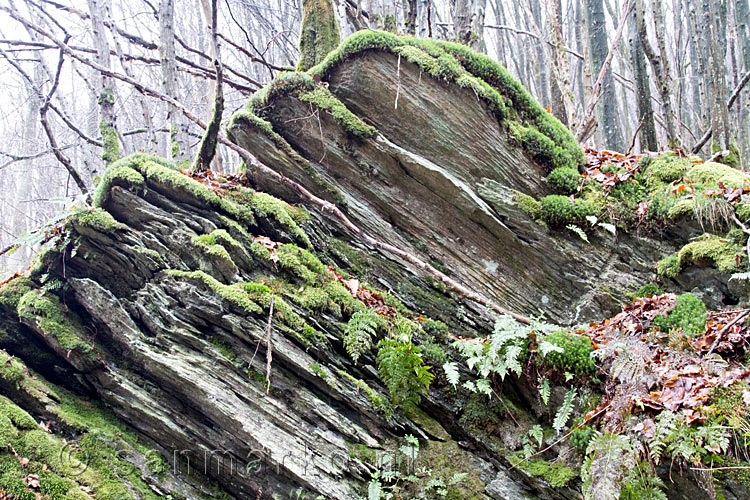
[417,440,487,499]
[192,233,235,266]
[393,45,464,81]
[459,394,505,431]
[0,354,25,385]
[712,138,742,169]
[538,195,597,227]
[642,153,692,188]
[629,283,664,299]
[297,0,340,71]
[656,254,681,277]
[337,370,394,419]
[208,337,237,362]
[16,290,93,357]
[0,275,33,311]
[347,442,379,464]
[99,119,120,165]
[242,282,323,344]
[0,391,167,500]
[227,189,310,248]
[653,293,707,336]
[165,270,262,315]
[93,165,145,206]
[539,331,596,375]
[510,454,578,488]
[403,405,451,440]
[68,207,123,233]
[514,191,541,219]
[124,157,256,228]
[677,234,743,274]
[547,167,582,195]
[686,161,750,188]
[298,87,377,138]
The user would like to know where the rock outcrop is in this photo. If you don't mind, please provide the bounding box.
[1,31,745,500]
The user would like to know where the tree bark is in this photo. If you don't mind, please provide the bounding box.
[629,0,658,151]
[707,0,731,149]
[86,0,119,165]
[548,0,575,127]
[584,0,626,150]
[193,0,224,172]
[298,0,341,71]
[159,0,189,162]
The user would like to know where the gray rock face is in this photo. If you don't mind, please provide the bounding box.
[230,49,683,325]
[0,40,731,500]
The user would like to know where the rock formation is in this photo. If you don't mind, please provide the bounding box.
[2,31,750,500]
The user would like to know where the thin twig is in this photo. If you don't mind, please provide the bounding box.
[510,402,612,471]
[706,309,750,356]
[627,113,647,155]
[265,294,274,394]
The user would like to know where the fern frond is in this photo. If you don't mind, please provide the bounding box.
[553,387,577,433]
[582,431,637,500]
[343,309,380,364]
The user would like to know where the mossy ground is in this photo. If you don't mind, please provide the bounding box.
[0,357,182,500]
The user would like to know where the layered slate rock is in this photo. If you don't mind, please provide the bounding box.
[0,153,583,499]
[227,31,679,325]
[1,31,734,500]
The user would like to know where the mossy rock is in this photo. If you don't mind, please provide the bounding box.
[538,195,597,228]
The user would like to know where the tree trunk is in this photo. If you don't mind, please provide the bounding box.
[629,0,658,151]
[159,0,189,162]
[86,0,119,165]
[585,0,626,150]
[529,0,550,110]
[298,0,341,71]
[707,0,731,149]
[403,0,417,34]
[548,0,575,128]
[637,0,678,147]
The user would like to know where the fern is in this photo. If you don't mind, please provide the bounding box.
[648,411,679,464]
[452,314,534,382]
[552,387,577,433]
[582,431,637,500]
[343,309,380,364]
[620,461,667,500]
[566,224,590,243]
[539,377,550,406]
[528,424,544,448]
[443,361,460,388]
[610,349,647,384]
[377,337,434,409]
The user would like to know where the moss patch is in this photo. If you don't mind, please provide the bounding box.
[538,195,597,227]
[16,290,93,357]
[510,453,578,488]
[0,275,33,311]
[297,0,340,71]
[165,270,262,315]
[337,370,393,419]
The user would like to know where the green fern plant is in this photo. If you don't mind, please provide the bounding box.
[377,337,434,410]
[343,309,381,364]
[619,461,667,500]
[552,388,577,433]
[581,431,637,500]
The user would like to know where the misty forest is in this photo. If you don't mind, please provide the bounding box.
[5,0,750,499]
